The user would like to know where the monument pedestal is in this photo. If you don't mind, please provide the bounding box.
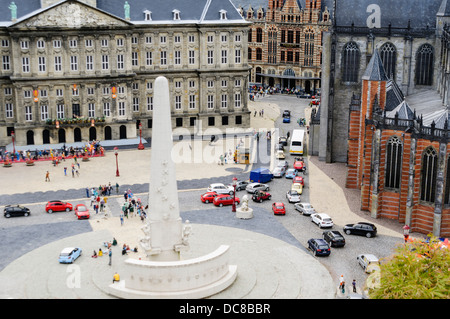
[236,207,254,219]
[109,245,237,299]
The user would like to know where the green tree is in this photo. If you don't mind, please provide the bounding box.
[369,235,450,299]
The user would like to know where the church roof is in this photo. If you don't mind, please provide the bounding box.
[385,100,415,120]
[437,0,450,16]
[334,0,442,29]
[362,50,389,81]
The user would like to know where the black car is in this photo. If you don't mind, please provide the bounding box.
[322,230,346,247]
[4,205,31,218]
[307,238,331,256]
[344,222,377,238]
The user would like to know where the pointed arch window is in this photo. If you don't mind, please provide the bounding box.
[342,42,360,82]
[420,147,438,203]
[444,155,450,205]
[380,43,397,79]
[415,44,434,86]
[385,136,403,189]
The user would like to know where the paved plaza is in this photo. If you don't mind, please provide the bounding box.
[0,95,408,299]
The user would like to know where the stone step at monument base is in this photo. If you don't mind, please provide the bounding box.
[7,225,334,299]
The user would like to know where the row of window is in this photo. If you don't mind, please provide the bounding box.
[5,93,243,121]
[384,136,450,204]
[2,48,243,73]
[342,42,434,85]
[0,33,242,49]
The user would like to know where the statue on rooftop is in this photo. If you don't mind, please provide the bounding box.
[9,2,17,21]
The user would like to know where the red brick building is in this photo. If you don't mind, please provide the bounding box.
[236,0,332,93]
[347,50,450,237]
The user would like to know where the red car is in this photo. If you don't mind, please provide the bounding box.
[74,204,90,220]
[201,192,218,203]
[272,202,286,215]
[45,200,73,213]
[293,160,304,171]
[293,176,304,186]
[213,194,240,207]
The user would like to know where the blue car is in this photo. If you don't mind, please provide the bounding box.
[59,247,82,263]
[283,116,291,123]
[285,169,297,179]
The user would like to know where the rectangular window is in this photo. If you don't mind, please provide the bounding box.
[221,50,227,64]
[38,56,46,72]
[175,96,182,110]
[2,55,10,71]
[133,97,139,112]
[207,95,214,109]
[57,104,64,119]
[160,51,167,65]
[189,95,196,109]
[146,52,152,66]
[188,50,195,64]
[118,102,125,116]
[235,93,241,108]
[22,57,30,73]
[102,55,109,70]
[103,103,111,117]
[40,105,49,121]
[54,56,62,72]
[5,103,13,118]
[70,56,78,71]
[221,94,228,108]
[25,106,32,121]
[117,54,124,69]
[235,49,241,64]
[88,103,95,118]
[132,51,138,66]
[174,51,181,65]
[147,96,153,111]
[207,50,214,65]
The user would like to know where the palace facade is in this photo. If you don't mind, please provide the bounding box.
[234,0,332,93]
[0,0,251,147]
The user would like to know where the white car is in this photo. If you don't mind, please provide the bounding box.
[311,213,333,228]
[276,160,289,170]
[246,182,270,194]
[286,190,301,203]
[294,202,316,216]
[207,183,234,195]
[357,254,380,273]
[273,166,286,177]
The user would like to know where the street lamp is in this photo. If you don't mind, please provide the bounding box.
[11,131,15,161]
[403,225,410,243]
[114,146,120,177]
[232,176,237,212]
[138,122,145,150]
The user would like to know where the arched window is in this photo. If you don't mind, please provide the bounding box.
[385,136,402,189]
[444,156,450,205]
[342,42,360,82]
[415,44,434,86]
[380,43,397,79]
[256,28,263,43]
[420,147,438,202]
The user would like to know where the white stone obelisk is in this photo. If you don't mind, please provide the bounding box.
[139,76,189,261]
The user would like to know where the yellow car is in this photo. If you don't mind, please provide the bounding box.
[291,183,303,194]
